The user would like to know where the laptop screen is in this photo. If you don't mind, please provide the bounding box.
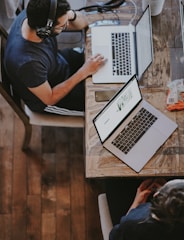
[136,6,153,78]
[93,76,142,142]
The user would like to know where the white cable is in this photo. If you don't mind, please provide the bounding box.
[129,0,138,24]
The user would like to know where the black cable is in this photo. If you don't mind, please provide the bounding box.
[76,0,126,13]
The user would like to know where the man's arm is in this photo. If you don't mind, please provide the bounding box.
[67,10,88,30]
[126,178,166,214]
[126,179,153,215]
[28,53,105,105]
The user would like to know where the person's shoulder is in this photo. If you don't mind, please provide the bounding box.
[125,202,151,220]
[117,219,165,240]
[110,218,184,240]
[18,9,27,18]
[9,9,27,33]
[16,9,27,23]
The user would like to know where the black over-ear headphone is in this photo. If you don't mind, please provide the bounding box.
[36,0,57,39]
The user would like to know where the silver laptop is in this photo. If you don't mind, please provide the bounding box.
[93,75,177,172]
[91,5,153,83]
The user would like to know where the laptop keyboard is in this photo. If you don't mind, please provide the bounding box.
[112,108,157,154]
[111,32,132,76]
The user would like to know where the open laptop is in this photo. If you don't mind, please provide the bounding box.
[93,75,177,172]
[91,5,153,83]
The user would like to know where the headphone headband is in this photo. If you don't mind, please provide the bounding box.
[48,0,57,22]
[36,0,57,39]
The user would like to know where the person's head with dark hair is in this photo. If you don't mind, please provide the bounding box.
[26,0,70,29]
[151,179,184,226]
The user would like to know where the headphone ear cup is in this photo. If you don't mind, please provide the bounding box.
[35,0,57,39]
[36,26,52,39]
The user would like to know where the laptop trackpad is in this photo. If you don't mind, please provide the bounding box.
[92,46,109,60]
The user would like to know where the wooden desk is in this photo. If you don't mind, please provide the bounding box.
[85,0,184,178]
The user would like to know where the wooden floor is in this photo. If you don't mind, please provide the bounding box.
[0,1,107,239]
[0,92,105,240]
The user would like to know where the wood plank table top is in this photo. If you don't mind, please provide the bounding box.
[84,0,184,178]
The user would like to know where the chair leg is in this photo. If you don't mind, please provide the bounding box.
[22,123,32,151]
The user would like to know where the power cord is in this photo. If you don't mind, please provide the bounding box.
[76,0,126,13]
[128,0,138,24]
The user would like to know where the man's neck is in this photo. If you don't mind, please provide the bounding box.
[22,19,42,43]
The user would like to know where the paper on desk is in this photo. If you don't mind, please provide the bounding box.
[167,78,184,111]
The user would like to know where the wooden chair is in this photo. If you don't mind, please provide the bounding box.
[98,193,113,240]
[0,24,84,151]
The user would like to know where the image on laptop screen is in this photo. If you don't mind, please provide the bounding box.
[93,77,142,142]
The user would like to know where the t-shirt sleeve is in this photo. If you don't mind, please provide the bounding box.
[17,61,47,88]
[109,203,151,240]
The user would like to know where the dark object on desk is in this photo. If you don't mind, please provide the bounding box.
[95,90,117,102]
[77,0,125,12]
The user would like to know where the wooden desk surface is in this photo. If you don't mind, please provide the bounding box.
[85,0,184,178]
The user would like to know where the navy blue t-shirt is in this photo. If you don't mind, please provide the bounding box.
[4,10,70,112]
[109,203,184,240]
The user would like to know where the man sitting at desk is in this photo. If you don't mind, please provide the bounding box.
[107,178,184,240]
[4,0,105,115]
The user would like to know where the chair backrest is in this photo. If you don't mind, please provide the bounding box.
[0,24,30,124]
[98,193,113,240]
